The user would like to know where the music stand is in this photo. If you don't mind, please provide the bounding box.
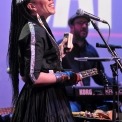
[74,57,122,62]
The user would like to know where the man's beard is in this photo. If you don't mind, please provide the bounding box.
[74,33,86,40]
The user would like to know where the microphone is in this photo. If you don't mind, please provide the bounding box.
[96,43,122,49]
[76,9,108,24]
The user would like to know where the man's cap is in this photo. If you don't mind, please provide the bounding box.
[68,9,90,26]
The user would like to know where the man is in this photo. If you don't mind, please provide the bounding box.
[60,9,114,112]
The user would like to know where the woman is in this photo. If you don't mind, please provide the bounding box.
[8,0,82,121]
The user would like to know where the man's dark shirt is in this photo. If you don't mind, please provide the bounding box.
[62,40,108,86]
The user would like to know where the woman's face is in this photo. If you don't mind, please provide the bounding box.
[29,0,55,18]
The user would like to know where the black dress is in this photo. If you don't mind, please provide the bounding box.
[11,18,75,122]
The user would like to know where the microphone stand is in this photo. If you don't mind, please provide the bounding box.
[110,62,118,122]
[90,20,122,122]
[90,20,122,72]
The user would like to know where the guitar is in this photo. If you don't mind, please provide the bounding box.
[0,107,14,116]
[76,68,98,85]
[79,68,98,78]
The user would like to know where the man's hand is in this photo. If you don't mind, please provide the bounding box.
[59,33,73,59]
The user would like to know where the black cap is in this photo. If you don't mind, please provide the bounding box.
[68,9,90,26]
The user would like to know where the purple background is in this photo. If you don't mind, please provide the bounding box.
[0,0,122,108]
